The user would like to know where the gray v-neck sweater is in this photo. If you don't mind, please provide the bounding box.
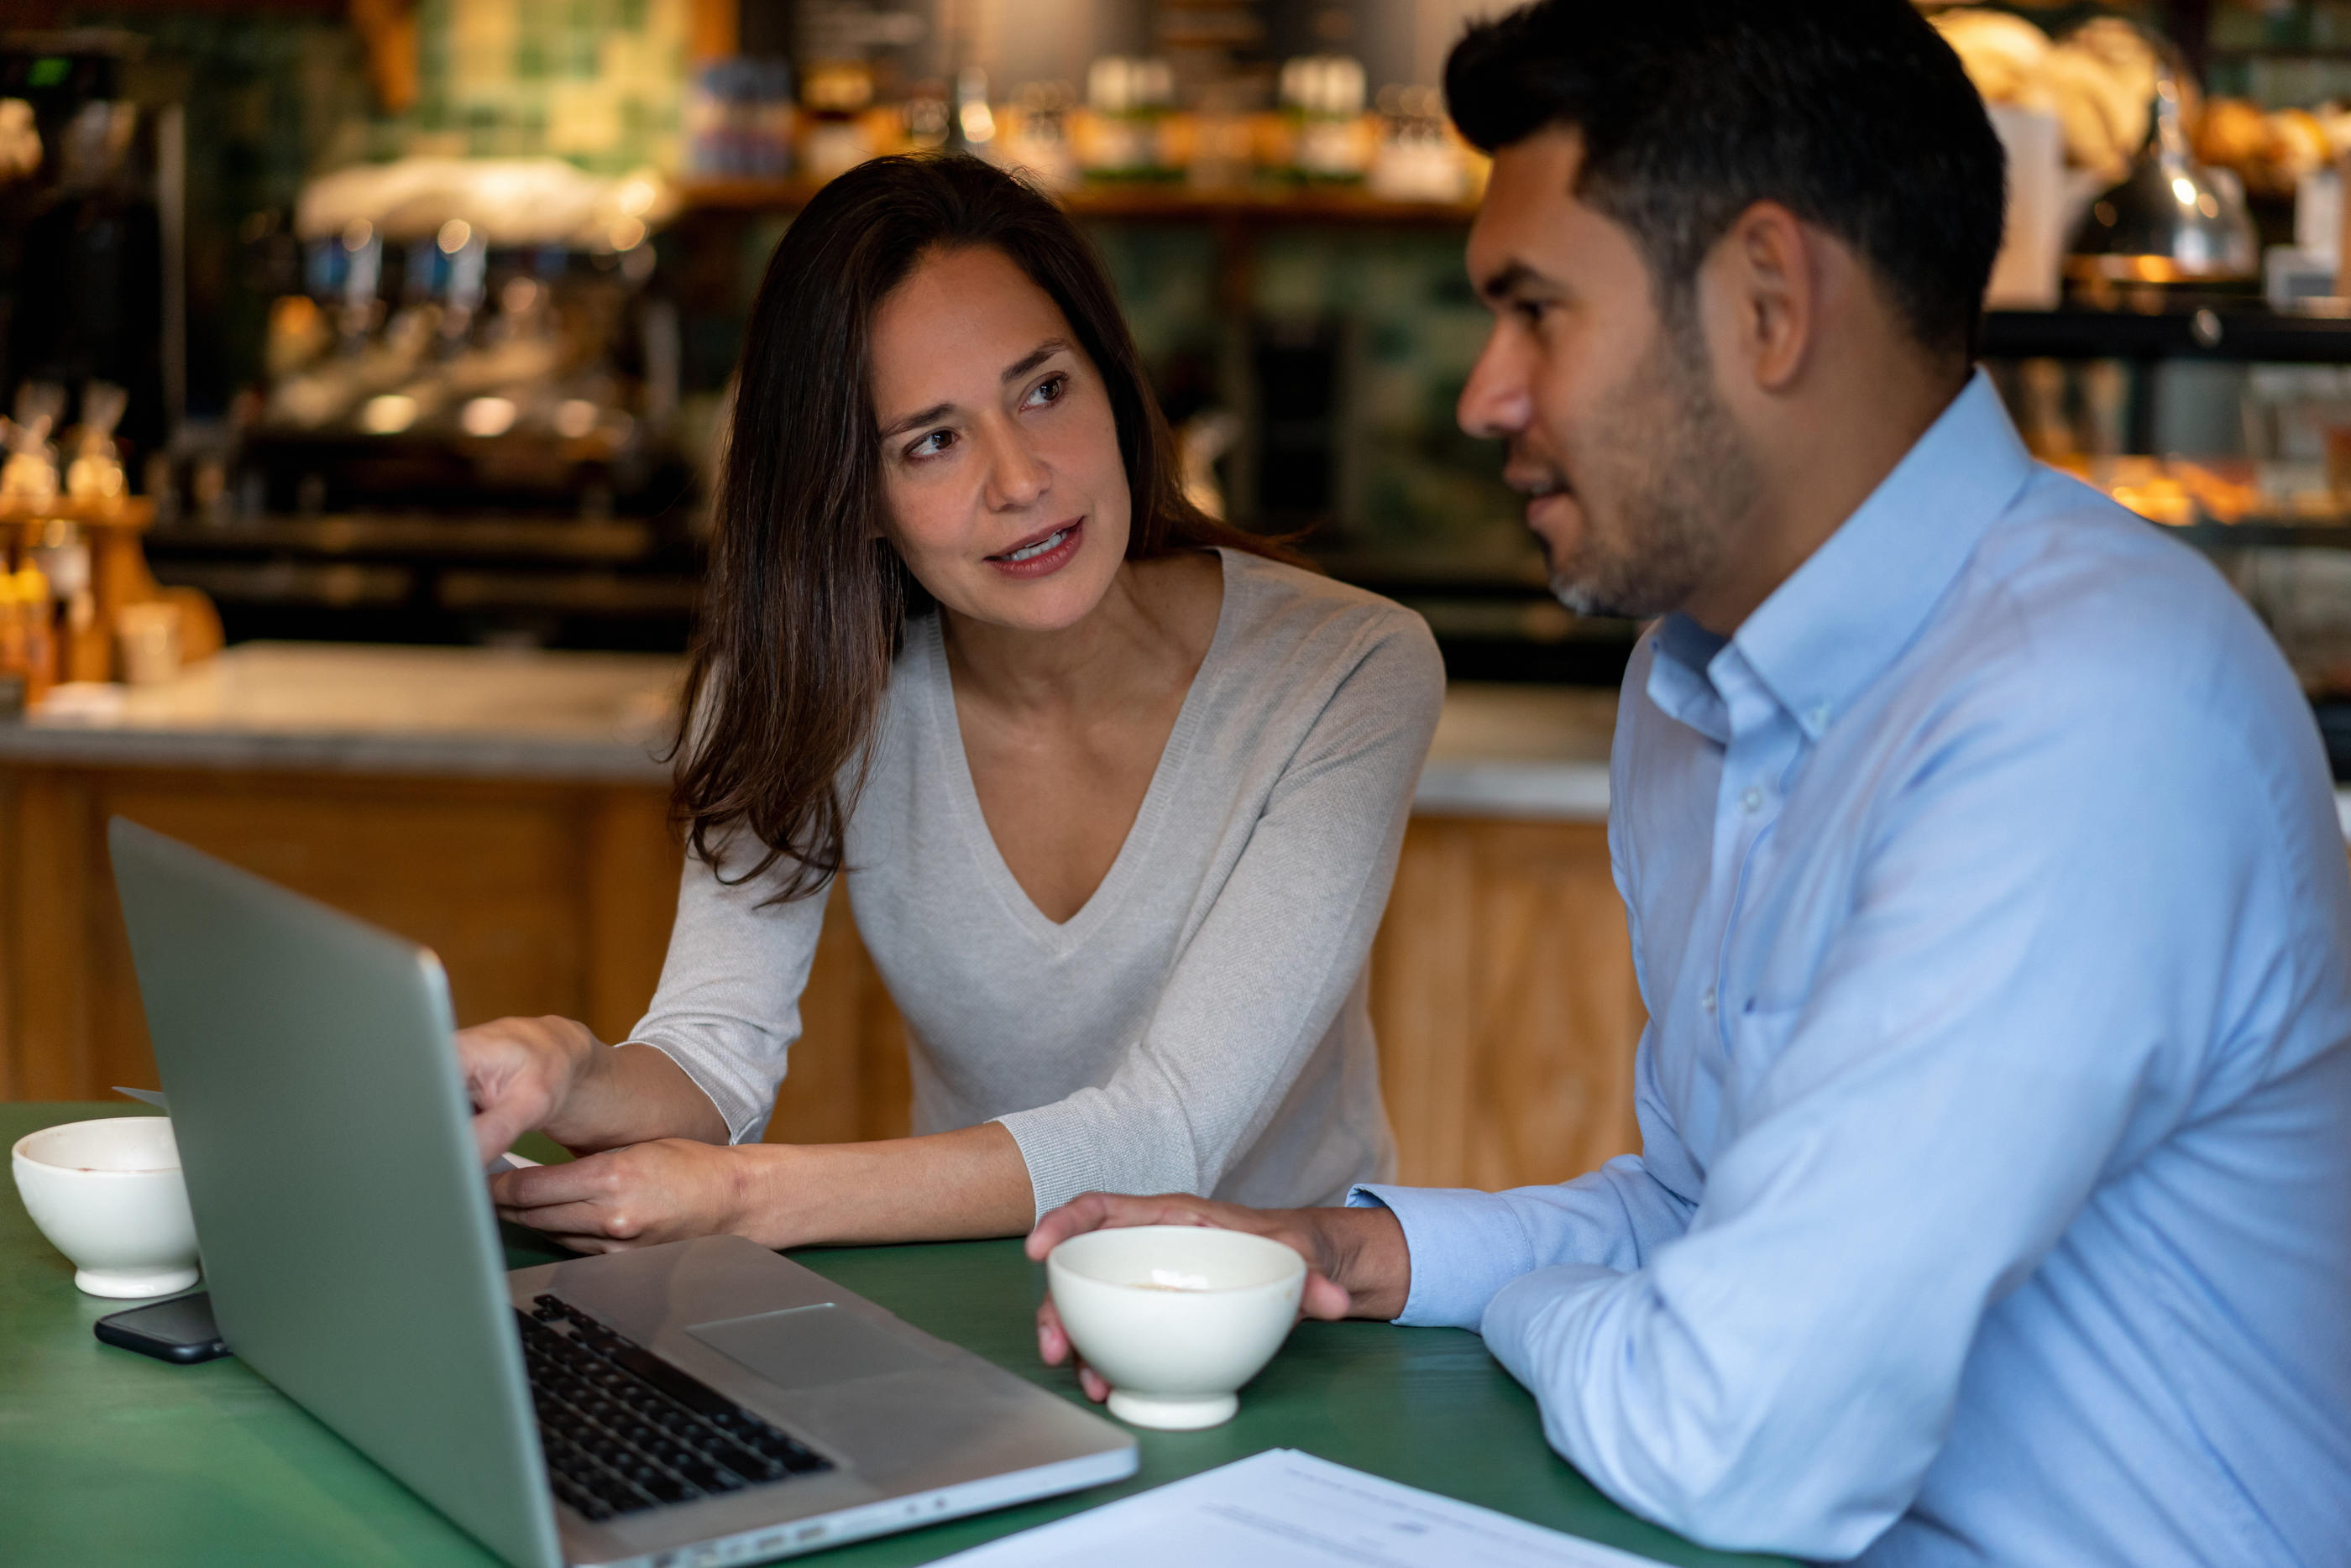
[631,548,1443,1218]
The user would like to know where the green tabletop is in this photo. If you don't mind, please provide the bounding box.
[3,1103,1788,1568]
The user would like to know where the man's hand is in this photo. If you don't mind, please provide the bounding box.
[490,1138,762,1252]
[1025,1192,1411,1402]
[453,1015,603,1167]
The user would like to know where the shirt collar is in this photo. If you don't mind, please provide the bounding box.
[1646,612,1732,745]
[1652,368,2034,745]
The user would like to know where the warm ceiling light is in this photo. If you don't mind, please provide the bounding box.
[459,396,516,437]
[552,399,599,439]
[359,394,416,434]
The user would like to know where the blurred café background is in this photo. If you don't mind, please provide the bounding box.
[8,0,2351,1191]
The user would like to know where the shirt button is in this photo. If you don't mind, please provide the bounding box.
[1741,786,1764,813]
[1702,987,1717,1012]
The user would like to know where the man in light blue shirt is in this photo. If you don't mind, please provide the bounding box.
[1033,3,2351,1562]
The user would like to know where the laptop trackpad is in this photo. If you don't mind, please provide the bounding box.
[688,1304,939,1393]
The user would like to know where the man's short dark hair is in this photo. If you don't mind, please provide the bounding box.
[1446,0,2004,360]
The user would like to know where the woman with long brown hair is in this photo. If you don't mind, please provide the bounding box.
[457,154,1442,1252]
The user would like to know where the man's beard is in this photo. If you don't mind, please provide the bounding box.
[1542,321,1758,621]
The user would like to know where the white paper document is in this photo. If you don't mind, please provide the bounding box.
[935,1449,1665,1568]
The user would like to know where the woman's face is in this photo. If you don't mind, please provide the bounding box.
[867,244,1132,633]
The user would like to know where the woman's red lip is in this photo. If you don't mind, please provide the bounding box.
[986,518,1085,579]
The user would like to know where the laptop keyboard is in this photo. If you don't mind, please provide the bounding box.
[518,1294,833,1523]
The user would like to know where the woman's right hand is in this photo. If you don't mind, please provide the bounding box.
[453,1014,605,1167]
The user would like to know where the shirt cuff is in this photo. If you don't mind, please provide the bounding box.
[1347,1183,1543,1330]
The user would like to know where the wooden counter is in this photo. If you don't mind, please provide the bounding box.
[0,644,1636,1191]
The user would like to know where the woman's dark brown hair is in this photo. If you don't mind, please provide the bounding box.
[676,153,1293,901]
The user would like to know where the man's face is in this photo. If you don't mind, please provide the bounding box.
[1458,129,1757,620]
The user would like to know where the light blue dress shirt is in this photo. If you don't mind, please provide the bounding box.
[1355,373,2351,1565]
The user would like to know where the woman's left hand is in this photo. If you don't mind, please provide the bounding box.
[490,1139,767,1253]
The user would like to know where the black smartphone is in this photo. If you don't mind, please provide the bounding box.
[93,1291,232,1364]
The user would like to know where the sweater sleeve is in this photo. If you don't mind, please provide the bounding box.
[625,837,831,1145]
[994,613,1444,1217]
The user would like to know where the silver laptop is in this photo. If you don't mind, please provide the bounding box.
[107,818,1135,1568]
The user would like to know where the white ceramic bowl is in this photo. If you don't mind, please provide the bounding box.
[1046,1225,1306,1429]
[11,1116,201,1299]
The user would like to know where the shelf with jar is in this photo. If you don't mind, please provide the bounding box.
[1983,301,2351,359]
[678,51,1485,226]
[678,173,1478,226]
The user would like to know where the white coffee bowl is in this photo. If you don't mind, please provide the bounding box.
[11,1116,201,1299]
[1046,1225,1306,1429]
